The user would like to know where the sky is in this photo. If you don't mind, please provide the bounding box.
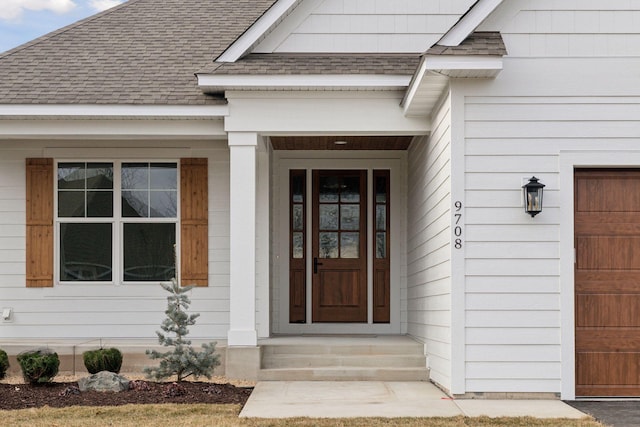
[0,0,125,54]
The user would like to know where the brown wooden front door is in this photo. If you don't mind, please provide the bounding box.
[575,169,640,396]
[312,170,367,322]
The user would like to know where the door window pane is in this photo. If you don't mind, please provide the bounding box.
[293,205,304,231]
[319,232,339,258]
[319,205,339,230]
[319,176,339,202]
[375,176,387,203]
[376,232,386,259]
[340,176,360,203]
[292,232,304,259]
[123,223,176,281]
[340,205,360,230]
[60,223,112,281]
[376,205,386,231]
[292,174,305,203]
[341,232,359,258]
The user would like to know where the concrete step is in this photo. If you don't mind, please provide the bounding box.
[258,367,429,381]
[262,343,424,357]
[262,354,427,369]
[259,336,428,381]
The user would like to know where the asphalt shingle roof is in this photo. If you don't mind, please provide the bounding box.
[201,54,421,76]
[427,32,507,56]
[0,0,277,105]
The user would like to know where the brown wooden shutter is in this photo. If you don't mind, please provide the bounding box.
[26,158,54,288]
[180,158,208,287]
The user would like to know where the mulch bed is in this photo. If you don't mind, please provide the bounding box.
[0,380,252,410]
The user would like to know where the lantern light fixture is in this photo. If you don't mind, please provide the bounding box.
[523,176,545,217]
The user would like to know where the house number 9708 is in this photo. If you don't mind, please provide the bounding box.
[454,201,463,249]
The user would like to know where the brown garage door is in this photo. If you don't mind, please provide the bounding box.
[575,169,640,396]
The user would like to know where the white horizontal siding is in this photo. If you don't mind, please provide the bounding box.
[407,92,452,390]
[264,0,475,53]
[0,140,232,340]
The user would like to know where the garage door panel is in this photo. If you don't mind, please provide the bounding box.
[576,271,640,292]
[576,216,640,234]
[576,294,640,327]
[576,174,640,213]
[575,169,640,397]
[576,236,640,270]
[577,353,640,385]
[576,330,640,351]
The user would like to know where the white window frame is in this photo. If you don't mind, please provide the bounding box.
[54,159,180,286]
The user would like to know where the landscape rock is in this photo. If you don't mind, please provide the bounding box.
[77,371,130,392]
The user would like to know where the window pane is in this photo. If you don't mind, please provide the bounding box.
[340,205,360,230]
[58,191,85,217]
[376,232,387,259]
[122,190,149,217]
[319,232,339,259]
[121,163,149,190]
[87,191,113,217]
[292,232,304,259]
[124,223,176,281]
[319,176,339,202]
[376,204,386,231]
[341,176,360,203]
[319,205,339,230]
[341,232,359,258]
[375,176,387,203]
[58,163,85,189]
[292,174,304,203]
[86,163,113,189]
[150,190,177,218]
[150,163,177,190]
[293,205,304,231]
[60,223,112,281]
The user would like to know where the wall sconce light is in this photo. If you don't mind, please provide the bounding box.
[523,176,545,217]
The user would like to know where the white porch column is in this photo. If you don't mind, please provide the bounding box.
[228,132,258,346]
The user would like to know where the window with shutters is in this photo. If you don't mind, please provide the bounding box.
[56,161,178,284]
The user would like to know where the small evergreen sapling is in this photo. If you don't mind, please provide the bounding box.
[144,278,220,381]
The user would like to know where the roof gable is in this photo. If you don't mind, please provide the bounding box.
[227,0,478,56]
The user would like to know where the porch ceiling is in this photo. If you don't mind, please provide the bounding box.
[270,136,414,150]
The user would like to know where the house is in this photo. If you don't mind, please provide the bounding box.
[1,0,640,400]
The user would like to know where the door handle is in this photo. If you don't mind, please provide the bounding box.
[313,257,323,274]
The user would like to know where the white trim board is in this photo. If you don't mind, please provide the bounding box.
[197,74,412,92]
[438,0,505,47]
[0,105,229,118]
[216,0,302,62]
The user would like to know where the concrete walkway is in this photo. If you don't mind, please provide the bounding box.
[240,381,589,419]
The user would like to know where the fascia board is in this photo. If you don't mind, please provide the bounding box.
[0,104,229,118]
[438,0,504,47]
[401,58,430,111]
[197,74,412,91]
[217,0,300,63]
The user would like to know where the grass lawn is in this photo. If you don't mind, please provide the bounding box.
[0,404,604,427]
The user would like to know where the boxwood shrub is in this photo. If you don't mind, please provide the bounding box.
[83,348,123,374]
[0,349,9,380]
[16,349,59,384]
